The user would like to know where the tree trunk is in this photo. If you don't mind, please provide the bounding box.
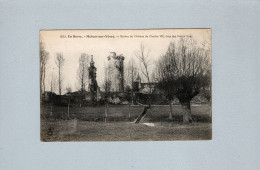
[169,100,173,119]
[50,103,53,116]
[105,102,108,123]
[128,104,131,119]
[50,94,53,117]
[181,101,192,124]
[43,66,46,96]
[134,104,151,123]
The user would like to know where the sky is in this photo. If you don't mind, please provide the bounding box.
[40,29,211,94]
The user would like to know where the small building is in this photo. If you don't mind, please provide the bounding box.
[42,91,56,102]
[132,73,158,94]
[133,73,141,92]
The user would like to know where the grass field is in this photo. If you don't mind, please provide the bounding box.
[41,104,212,141]
[41,104,211,122]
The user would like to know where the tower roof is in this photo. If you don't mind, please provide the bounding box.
[90,55,95,65]
[136,73,141,81]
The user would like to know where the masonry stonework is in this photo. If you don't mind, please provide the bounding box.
[107,52,124,92]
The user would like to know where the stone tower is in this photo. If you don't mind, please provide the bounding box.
[107,52,125,92]
[88,55,98,102]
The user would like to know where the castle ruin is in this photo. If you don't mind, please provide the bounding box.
[88,55,98,102]
[106,52,125,92]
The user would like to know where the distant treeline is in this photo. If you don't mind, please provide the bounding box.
[42,90,210,107]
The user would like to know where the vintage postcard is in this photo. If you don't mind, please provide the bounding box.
[40,29,212,141]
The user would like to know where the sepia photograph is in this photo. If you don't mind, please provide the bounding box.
[40,29,212,141]
[2,0,259,169]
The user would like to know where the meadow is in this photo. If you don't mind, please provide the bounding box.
[41,104,212,141]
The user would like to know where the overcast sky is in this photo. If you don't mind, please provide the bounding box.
[41,29,211,94]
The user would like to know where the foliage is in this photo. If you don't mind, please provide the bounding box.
[55,53,65,95]
[40,41,49,97]
[157,37,211,103]
[77,53,90,91]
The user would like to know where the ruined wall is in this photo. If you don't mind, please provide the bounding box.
[88,55,98,102]
[107,52,124,92]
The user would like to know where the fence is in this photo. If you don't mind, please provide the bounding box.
[41,103,211,123]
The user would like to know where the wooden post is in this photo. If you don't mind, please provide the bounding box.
[67,99,70,119]
[50,94,53,117]
[128,104,131,120]
[105,102,108,123]
[169,100,173,119]
[50,104,53,116]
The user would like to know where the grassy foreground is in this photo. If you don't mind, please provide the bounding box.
[41,120,211,141]
[41,104,211,141]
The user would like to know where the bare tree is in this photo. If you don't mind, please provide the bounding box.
[157,38,211,124]
[49,71,57,94]
[48,71,57,116]
[102,79,111,123]
[124,59,138,104]
[65,84,72,118]
[134,43,153,123]
[77,53,90,92]
[135,43,152,86]
[55,53,65,95]
[40,41,49,99]
[153,56,174,119]
[124,59,138,86]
